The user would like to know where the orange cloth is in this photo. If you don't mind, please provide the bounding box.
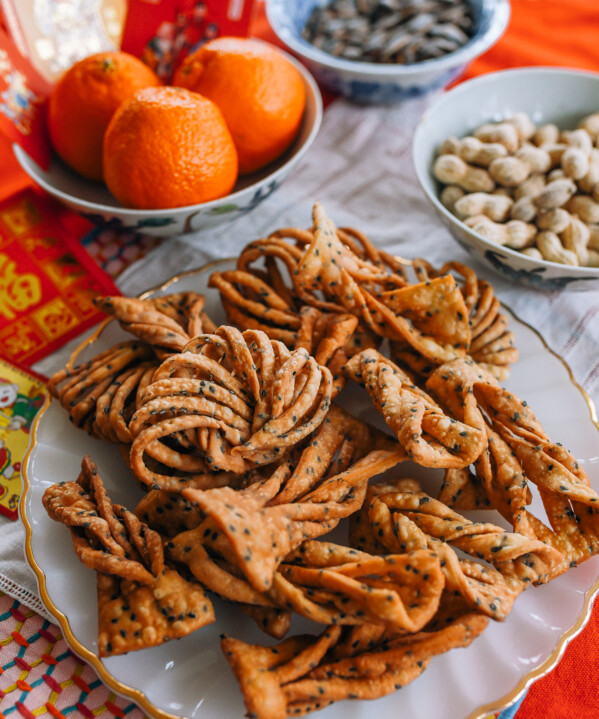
[463,0,599,79]
[518,596,599,718]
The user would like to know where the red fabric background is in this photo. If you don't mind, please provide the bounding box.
[463,0,599,78]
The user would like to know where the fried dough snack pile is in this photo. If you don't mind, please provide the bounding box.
[43,203,599,719]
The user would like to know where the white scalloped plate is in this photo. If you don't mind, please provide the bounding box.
[22,259,599,719]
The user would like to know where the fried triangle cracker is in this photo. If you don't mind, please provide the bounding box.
[467,379,599,566]
[379,274,471,357]
[297,614,487,701]
[43,456,215,656]
[43,458,155,584]
[221,626,342,719]
[296,204,471,364]
[180,449,403,593]
[355,479,566,614]
[181,484,337,593]
[97,566,214,657]
[412,259,519,379]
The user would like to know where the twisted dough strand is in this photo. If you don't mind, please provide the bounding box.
[129,326,334,489]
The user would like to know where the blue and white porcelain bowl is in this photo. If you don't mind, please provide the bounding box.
[413,67,599,292]
[266,0,510,104]
[14,44,322,237]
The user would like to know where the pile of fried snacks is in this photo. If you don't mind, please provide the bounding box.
[44,203,599,719]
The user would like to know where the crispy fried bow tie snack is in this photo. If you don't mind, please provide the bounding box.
[43,456,214,657]
[44,203,599,718]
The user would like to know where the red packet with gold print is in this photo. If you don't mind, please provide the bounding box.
[0,357,46,520]
[0,188,121,366]
[122,0,256,81]
[0,23,51,169]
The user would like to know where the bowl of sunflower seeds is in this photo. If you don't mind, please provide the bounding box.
[266,0,510,104]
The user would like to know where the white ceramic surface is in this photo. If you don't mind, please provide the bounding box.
[22,260,599,719]
[266,0,510,103]
[14,46,322,237]
[412,67,599,291]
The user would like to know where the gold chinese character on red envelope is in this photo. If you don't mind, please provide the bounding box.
[0,251,42,320]
[33,297,79,339]
[0,321,44,358]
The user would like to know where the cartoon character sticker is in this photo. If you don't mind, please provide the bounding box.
[0,378,45,433]
[0,363,47,521]
[0,436,20,479]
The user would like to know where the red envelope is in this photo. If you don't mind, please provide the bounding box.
[0,188,121,366]
[0,23,51,168]
[122,0,256,82]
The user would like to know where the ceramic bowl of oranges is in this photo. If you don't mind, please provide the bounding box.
[14,40,322,236]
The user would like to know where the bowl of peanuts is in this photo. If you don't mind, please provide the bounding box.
[266,0,510,104]
[413,67,599,290]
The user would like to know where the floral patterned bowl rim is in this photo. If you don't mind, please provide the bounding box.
[13,41,322,222]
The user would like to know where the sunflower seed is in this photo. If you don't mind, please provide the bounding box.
[428,23,470,44]
[341,44,367,59]
[380,30,413,60]
[405,13,437,33]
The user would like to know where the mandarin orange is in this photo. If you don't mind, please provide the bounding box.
[103,86,238,209]
[48,52,160,181]
[172,37,306,175]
